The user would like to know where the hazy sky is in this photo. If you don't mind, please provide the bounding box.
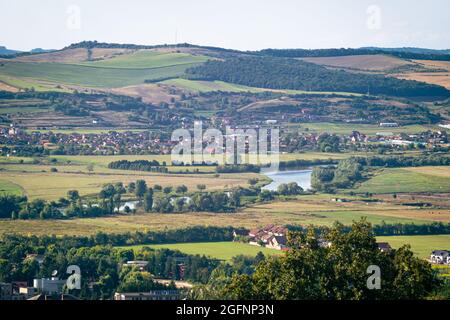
[1,0,449,51]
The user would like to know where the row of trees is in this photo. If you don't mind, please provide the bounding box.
[108,160,167,172]
[258,47,450,61]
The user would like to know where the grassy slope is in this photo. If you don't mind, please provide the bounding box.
[78,51,210,69]
[118,242,279,261]
[354,167,450,194]
[0,61,192,88]
[0,51,210,88]
[0,74,70,92]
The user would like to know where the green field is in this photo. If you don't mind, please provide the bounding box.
[0,74,70,92]
[287,122,441,136]
[0,179,23,196]
[0,60,198,88]
[377,235,450,258]
[118,241,280,261]
[354,167,450,194]
[78,51,210,69]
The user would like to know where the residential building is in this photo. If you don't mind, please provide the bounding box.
[114,290,182,301]
[379,122,399,127]
[33,277,66,294]
[122,260,149,271]
[430,250,450,264]
[377,242,392,252]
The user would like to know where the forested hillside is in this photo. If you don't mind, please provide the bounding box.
[186,56,450,98]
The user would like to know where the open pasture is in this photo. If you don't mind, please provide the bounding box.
[118,241,279,261]
[376,235,450,258]
[354,167,450,194]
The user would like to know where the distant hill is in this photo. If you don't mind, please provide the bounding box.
[29,48,56,54]
[0,46,21,55]
[257,48,450,61]
[0,46,54,57]
[362,47,450,55]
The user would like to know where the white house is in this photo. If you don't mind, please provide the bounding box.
[430,250,450,264]
[33,277,66,294]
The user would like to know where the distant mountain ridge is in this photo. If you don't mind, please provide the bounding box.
[4,41,450,61]
[362,47,450,55]
[0,46,21,55]
[0,45,55,57]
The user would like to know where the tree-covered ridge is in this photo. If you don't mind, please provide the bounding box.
[186,56,450,98]
[257,48,450,61]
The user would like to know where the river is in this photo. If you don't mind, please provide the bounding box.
[262,169,313,191]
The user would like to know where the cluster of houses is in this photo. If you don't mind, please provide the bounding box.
[234,225,289,250]
[0,254,187,300]
[235,225,397,253]
[0,125,178,155]
[249,225,289,250]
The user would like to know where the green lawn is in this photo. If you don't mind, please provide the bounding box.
[377,235,450,258]
[118,241,280,261]
[354,167,450,194]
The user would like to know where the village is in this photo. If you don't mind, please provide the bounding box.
[1,123,448,157]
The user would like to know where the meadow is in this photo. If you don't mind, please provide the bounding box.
[354,166,450,194]
[0,168,256,200]
[0,61,193,88]
[286,122,441,136]
[376,235,450,258]
[0,179,23,196]
[77,50,210,69]
[0,193,448,236]
[118,241,279,261]
[0,50,211,89]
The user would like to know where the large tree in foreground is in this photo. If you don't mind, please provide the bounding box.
[221,219,441,300]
